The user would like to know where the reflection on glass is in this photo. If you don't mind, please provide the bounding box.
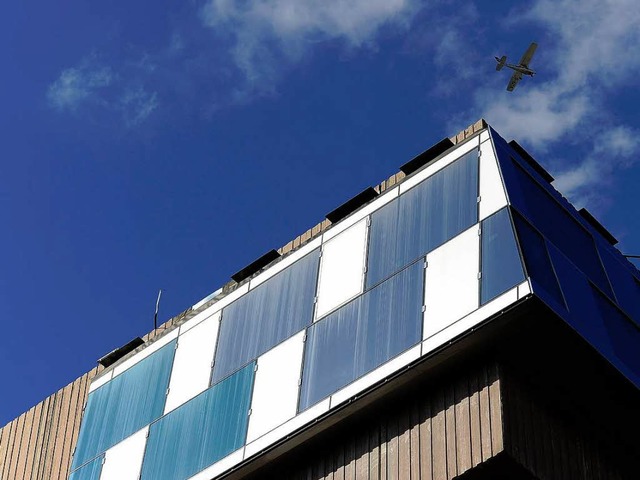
[213,249,319,383]
[481,208,525,304]
[300,261,424,411]
[367,150,479,288]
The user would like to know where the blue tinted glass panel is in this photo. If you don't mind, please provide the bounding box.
[300,261,423,410]
[141,362,254,480]
[213,249,319,383]
[592,288,640,378]
[72,341,176,469]
[598,246,640,327]
[496,147,613,297]
[367,150,478,287]
[512,212,565,309]
[547,244,640,388]
[481,208,525,304]
[69,455,103,480]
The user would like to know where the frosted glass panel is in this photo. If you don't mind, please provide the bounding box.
[479,140,507,220]
[424,226,479,339]
[72,340,175,469]
[165,313,220,413]
[300,261,423,411]
[100,427,148,480]
[69,455,103,480]
[246,331,305,442]
[480,208,525,304]
[141,363,254,480]
[367,150,478,287]
[213,249,319,383]
[315,219,367,319]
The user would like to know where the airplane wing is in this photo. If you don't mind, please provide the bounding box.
[507,71,523,91]
[518,42,538,68]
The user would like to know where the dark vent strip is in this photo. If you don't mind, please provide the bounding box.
[231,249,281,283]
[399,138,454,175]
[508,140,555,183]
[326,187,379,224]
[98,337,145,368]
[578,208,619,246]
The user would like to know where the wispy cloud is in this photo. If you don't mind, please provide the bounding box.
[47,61,113,111]
[467,0,640,208]
[201,0,420,87]
[47,56,159,128]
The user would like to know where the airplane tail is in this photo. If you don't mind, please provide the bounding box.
[495,55,507,71]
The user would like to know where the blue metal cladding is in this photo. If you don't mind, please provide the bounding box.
[512,212,565,310]
[598,245,640,327]
[71,340,176,470]
[547,243,640,387]
[212,249,320,383]
[480,208,525,304]
[366,149,479,288]
[140,362,254,480]
[299,260,424,411]
[494,142,614,298]
[68,455,103,480]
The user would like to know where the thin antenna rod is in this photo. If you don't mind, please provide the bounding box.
[154,289,162,330]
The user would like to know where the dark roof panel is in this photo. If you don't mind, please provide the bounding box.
[399,138,455,175]
[508,140,554,183]
[326,187,379,223]
[231,249,281,283]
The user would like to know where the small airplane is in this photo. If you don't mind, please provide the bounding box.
[495,42,537,91]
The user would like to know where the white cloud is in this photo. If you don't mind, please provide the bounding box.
[119,87,159,127]
[47,63,113,111]
[201,0,420,84]
[469,0,640,207]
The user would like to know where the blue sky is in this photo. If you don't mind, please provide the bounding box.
[1,0,639,426]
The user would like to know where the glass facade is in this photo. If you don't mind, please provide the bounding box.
[366,149,479,287]
[68,455,103,480]
[69,129,639,480]
[71,340,176,470]
[480,207,525,304]
[300,260,424,411]
[212,249,320,383]
[140,363,254,480]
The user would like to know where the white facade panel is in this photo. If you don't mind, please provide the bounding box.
[315,219,368,320]
[187,448,245,480]
[400,136,479,195]
[479,140,508,220]
[243,398,331,460]
[164,313,220,414]
[423,226,480,339]
[422,283,523,355]
[100,426,148,480]
[113,328,179,378]
[180,304,219,335]
[246,331,305,443]
[480,130,490,143]
[88,370,113,393]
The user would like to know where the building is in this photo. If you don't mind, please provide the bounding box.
[0,120,638,480]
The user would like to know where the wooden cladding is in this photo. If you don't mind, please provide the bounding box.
[501,371,634,480]
[252,363,504,480]
[0,367,100,480]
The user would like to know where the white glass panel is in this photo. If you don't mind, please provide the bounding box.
[315,219,368,320]
[164,312,220,414]
[423,225,480,339]
[88,371,112,393]
[479,141,507,220]
[246,331,305,443]
[100,427,148,480]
